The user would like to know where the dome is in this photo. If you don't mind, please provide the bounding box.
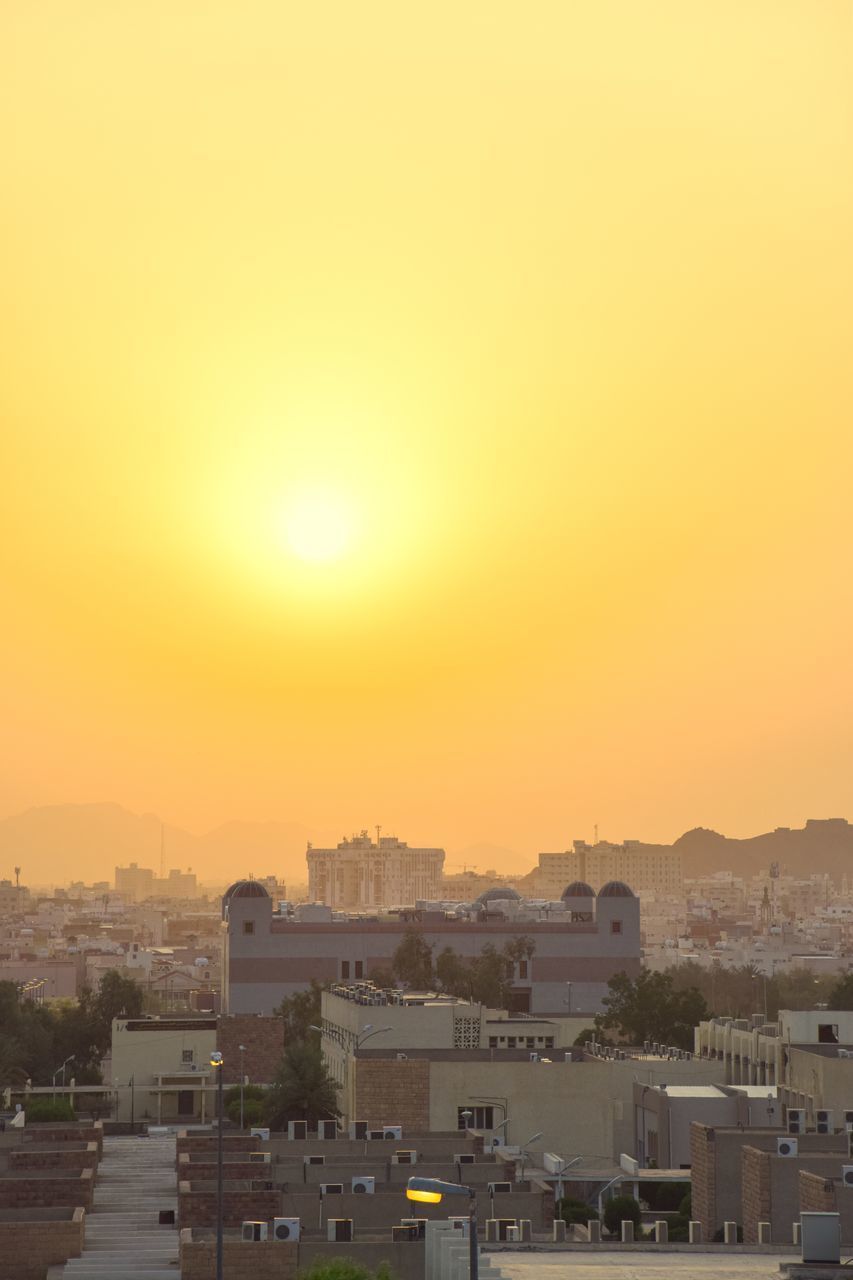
[561,881,596,900]
[474,886,522,906]
[222,879,269,917]
[598,880,635,898]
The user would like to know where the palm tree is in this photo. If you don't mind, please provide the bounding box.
[264,1041,339,1129]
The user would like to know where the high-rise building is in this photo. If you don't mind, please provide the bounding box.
[536,840,682,898]
[306,831,444,909]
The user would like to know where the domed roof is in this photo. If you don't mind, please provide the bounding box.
[474,886,521,906]
[222,879,269,916]
[561,881,596,899]
[598,880,635,898]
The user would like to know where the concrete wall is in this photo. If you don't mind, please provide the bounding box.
[0,1206,85,1280]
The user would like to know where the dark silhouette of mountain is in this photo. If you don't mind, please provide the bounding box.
[0,803,331,887]
[669,818,853,880]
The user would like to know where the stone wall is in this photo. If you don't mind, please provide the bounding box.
[0,1171,94,1211]
[354,1059,430,1130]
[689,1124,715,1237]
[741,1146,772,1244]
[0,1207,85,1280]
[22,1123,103,1158]
[217,1015,285,1086]
[177,1182,280,1228]
[9,1144,99,1174]
[176,1134,258,1165]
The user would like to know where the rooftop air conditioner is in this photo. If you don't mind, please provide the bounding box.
[327,1219,353,1242]
[488,1181,512,1194]
[494,1218,518,1241]
[250,1151,271,1164]
[241,1221,268,1242]
[392,1150,416,1164]
[288,1120,308,1140]
[787,1108,804,1135]
[251,1127,270,1141]
[352,1176,375,1194]
[318,1119,338,1139]
[816,1110,832,1134]
[400,1218,427,1239]
[368,1129,385,1140]
[777,1137,798,1157]
[320,1183,344,1196]
[304,1154,325,1165]
[349,1121,368,1140]
[491,1136,506,1149]
[393,1224,420,1241]
[273,1217,301,1241]
[454,1153,475,1164]
[842,1166,853,1188]
[383,1125,402,1140]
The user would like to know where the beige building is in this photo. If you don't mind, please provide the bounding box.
[307,832,444,909]
[115,863,199,902]
[110,1016,217,1123]
[536,840,682,899]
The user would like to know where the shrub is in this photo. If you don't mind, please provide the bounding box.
[299,1260,392,1280]
[603,1195,642,1236]
[226,1097,265,1127]
[558,1197,598,1226]
[24,1098,75,1122]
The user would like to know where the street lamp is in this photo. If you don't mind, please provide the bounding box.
[52,1056,75,1101]
[209,1050,224,1280]
[461,1109,473,1131]
[356,1025,393,1049]
[564,983,573,1014]
[407,1176,478,1280]
[238,1045,247,1129]
[552,1155,582,1205]
[515,1131,543,1181]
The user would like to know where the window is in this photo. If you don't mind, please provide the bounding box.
[545,1037,554,1049]
[354,960,364,979]
[341,961,350,979]
[519,960,529,979]
[242,920,254,935]
[506,1037,516,1049]
[457,1105,494,1130]
[818,1023,839,1044]
[181,1049,194,1065]
[611,920,622,934]
[488,1037,498,1048]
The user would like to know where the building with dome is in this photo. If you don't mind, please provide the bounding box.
[223,875,640,1017]
[535,839,683,899]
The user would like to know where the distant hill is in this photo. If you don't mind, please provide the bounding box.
[669,819,853,880]
[0,803,332,888]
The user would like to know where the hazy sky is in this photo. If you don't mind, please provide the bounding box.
[2,2,851,867]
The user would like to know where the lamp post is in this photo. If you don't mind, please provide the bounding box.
[407,1176,478,1280]
[553,1155,582,1206]
[210,1051,224,1280]
[238,1045,246,1129]
[129,1076,135,1132]
[515,1131,543,1182]
[52,1056,75,1102]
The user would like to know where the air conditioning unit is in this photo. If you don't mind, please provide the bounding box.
[392,1150,416,1165]
[304,1154,325,1166]
[318,1119,338,1139]
[273,1217,301,1242]
[488,1181,512,1194]
[288,1120,308,1140]
[842,1166,853,1188]
[816,1110,833,1134]
[368,1129,385,1140]
[320,1183,344,1196]
[383,1125,402,1140]
[494,1218,517,1241]
[454,1153,476,1164]
[393,1224,420,1241]
[529,1052,539,1062]
[490,1136,506,1149]
[400,1218,427,1240]
[352,1176,375,1194]
[250,1151,271,1164]
[327,1219,353,1242]
[251,1127,270,1141]
[777,1137,798,1157]
[787,1108,804,1135]
[396,1053,408,1061]
[349,1121,368,1140]
[241,1221,268,1242]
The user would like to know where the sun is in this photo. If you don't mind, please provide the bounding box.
[283,491,354,563]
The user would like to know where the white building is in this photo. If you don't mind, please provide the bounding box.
[306,831,445,909]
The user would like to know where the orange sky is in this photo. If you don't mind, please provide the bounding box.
[1,1,852,869]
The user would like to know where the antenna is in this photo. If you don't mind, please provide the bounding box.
[160,823,165,879]
[375,824,381,847]
[594,824,599,844]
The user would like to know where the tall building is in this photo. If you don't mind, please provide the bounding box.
[114,862,198,901]
[306,831,444,909]
[223,877,641,1015]
[536,840,682,898]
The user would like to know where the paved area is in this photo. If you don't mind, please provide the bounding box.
[493,1252,788,1279]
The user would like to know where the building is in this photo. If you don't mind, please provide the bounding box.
[634,1082,781,1169]
[306,831,445,909]
[536,840,682,898]
[223,878,642,1016]
[0,878,29,914]
[115,863,198,901]
[110,1015,217,1123]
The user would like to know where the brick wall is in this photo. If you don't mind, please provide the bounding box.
[23,1124,103,1158]
[799,1171,836,1213]
[218,1015,284,1085]
[9,1144,99,1174]
[741,1146,772,1243]
[178,1183,280,1228]
[176,1135,258,1165]
[0,1171,94,1211]
[690,1124,715,1237]
[0,1208,85,1280]
[354,1059,430,1130]
[180,1233,424,1280]
[179,1158,272,1182]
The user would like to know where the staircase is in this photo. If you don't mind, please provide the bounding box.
[49,1133,179,1279]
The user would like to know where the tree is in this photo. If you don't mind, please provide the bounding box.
[435,937,536,1008]
[274,980,325,1043]
[603,1194,642,1236]
[391,929,435,989]
[596,970,708,1049]
[264,1041,339,1129]
[828,972,853,1010]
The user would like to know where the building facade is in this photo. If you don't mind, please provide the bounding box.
[223,878,642,1016]
[536,840,683,898]
[306,832,445,909]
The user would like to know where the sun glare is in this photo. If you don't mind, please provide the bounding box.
[284,491,354,563]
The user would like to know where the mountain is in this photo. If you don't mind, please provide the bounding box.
[0,803,328,888]
[669,818,853,880]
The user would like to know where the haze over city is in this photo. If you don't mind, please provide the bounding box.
[3,2,852,877]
